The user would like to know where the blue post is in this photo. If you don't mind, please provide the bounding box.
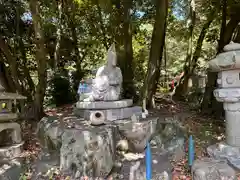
[188,135,194,168]
[146,142,152,180]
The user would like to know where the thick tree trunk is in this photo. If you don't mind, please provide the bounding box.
[53,0,63,70]
[19,39,35,98]
[143,0,168,108]
[96,0,109,50]
[0,36,29,95]
[0,55,15,92]
[121,0,135,99]
[190,9,218,74]
[217,0,227,53]
[218,17,240,53]
[30,0,47,119]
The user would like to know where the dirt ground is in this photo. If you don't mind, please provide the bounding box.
[20,100,226,180]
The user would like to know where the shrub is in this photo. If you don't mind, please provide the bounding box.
[49,73,75,106]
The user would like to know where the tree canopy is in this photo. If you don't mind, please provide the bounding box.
[1,0,240,119]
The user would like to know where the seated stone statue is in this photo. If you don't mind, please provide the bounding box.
[83,44,123,101]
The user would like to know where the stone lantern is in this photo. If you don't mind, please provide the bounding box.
[0,84,26,159]
[206,42,240,170]
[191,42,240,179]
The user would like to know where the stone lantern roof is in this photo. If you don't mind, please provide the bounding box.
[0,92,27,100]
[208,42,240,72]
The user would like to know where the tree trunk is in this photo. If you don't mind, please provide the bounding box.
[142,0,168,108]
[190,8,218,74]
[19,39,35,99]
[0,54,15,92]
[53,0,63,70]
[217,0,227,53]
[30,0,48,120]
[218,17,240,53]
[176,0,196,97]
[0,36,26,94]
[121,0,135,99]
[96,0,109,50]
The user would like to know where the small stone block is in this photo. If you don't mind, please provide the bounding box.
[76,99,133,109]
[192,158,236,180]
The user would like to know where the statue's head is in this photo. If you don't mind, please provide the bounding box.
[107,44,117,67]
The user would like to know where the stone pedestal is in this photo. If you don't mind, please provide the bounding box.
[74,99,142,122]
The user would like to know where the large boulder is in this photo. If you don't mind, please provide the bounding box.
[37,116,64,153]
[37,115,117,178]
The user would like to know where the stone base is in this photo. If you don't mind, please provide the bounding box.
[74,106,142,121]
[207,142,240,170]
[192,158,236,180]
[0,142,24,158]
[0,158,24,180]
[0,113,18,122]
[76,99,133,109]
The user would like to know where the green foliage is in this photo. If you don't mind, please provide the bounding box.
[1,0,240,110]
[48,74,75,107]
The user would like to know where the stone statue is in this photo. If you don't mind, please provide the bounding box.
[83,44,123,101]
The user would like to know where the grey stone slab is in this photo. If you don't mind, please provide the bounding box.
[207,142,240,170]
[74,106,142,121]
[192,158,236,180]
[76,99,133,109]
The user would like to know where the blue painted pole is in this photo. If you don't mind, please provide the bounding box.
[146,142,152,180]
[188,135,194,169]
